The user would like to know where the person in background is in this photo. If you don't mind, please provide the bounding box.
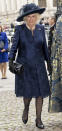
[9,3,50,129]
[0,25,8,79]
[48,15,62,112]
[47,15,56,75]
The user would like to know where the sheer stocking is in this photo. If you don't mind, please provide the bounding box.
[35,97,43,123]
[22,97,32,120]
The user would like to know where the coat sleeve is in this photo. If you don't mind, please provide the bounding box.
[9,25,20,60]
[42,26,49,61]
[4,32,8,50]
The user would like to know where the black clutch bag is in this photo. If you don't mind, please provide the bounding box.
[9,61,24,75]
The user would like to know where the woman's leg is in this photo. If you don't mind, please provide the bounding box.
[35,96,43,121]
[2,62,7,78]
[22,97,32,124]
[35,96,44,129]
[0,63,4,78]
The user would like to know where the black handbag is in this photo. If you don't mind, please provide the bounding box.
[9,61,24,75]
[0,41,4,49]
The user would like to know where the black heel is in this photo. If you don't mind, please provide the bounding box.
[22,109,28,124]
[36,119,44,129]
[22,117,28,124]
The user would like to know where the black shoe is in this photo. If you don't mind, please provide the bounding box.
[22,109,28,124]
[22,117,28,124]
[36,119,44,129]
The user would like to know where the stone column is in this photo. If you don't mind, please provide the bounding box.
[16,0,23,10]
[46,0,53,8]
[0,0,2,13]
[11,0,17,11]
[34,0,38,5]
[25,0,38,4]
[0,0,7,13]
[6,0,11,12]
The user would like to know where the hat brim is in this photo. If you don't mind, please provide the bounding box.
[17,8,45,22]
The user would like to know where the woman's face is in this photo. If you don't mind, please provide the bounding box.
[48,17,55,26]
[26,13,37,28]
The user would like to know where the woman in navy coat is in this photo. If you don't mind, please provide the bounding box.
[0,25,8,79]
[9,3,50,129]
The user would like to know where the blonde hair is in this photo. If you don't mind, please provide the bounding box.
[23,13,41,24]
[0,25,3,32]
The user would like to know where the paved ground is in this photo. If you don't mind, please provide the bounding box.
[0,64,62,131]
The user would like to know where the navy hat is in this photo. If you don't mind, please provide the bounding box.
[17,3,45,22]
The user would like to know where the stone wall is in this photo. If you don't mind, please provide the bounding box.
[0,0,57,26]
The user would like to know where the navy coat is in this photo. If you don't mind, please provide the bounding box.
[9,24,50,98]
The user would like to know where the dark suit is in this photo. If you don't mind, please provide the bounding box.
[9,24,50,98]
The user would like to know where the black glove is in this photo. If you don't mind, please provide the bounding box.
[47,61,52,75]
[9,59,24,75]
[9,59,15,73]
[13,62,24,75]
